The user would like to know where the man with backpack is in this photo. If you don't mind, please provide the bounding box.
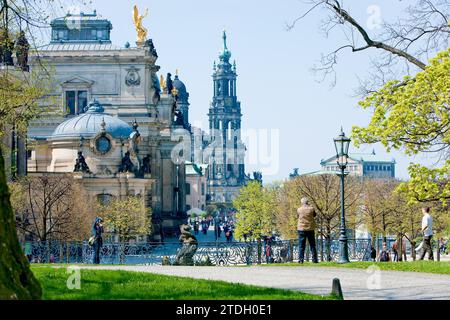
[378,242,391,262]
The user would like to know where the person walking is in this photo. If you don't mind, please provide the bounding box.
[370,245,377,262]
[297,197,318,263]
[91,217,104,264]
[193,221,199,235]
[392,241,398,262]
[420,207,434,260]
[225,226,233,243]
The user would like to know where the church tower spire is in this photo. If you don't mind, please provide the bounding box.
[206,31,246,204]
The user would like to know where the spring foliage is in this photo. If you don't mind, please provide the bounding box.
[352,49,450,204]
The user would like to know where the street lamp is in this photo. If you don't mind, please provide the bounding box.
[333,127,351,263]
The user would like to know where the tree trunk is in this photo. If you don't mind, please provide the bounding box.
[437,241,440,262]
[411,240,416,261]
[325,235,332,262]
[320,234,324,262]
[325,224,332,261]
[0,149,42,299]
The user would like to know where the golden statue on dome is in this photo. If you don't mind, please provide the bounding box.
[132,5,148,43]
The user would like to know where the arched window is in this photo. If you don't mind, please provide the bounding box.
[97,193,114,205]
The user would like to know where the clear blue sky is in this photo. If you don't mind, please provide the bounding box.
[52,0,437,182]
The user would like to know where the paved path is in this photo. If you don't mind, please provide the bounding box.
[80,265,450,300]
[164,224,230,244]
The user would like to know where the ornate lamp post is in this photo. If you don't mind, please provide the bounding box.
[333,128,351,263]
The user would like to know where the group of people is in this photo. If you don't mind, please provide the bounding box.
[192,217,211,236]
[297,199,438,263]
[189,215,235,243]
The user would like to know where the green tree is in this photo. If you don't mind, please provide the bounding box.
[277,174,362,261]
[10,176,98,241]
[289,1,449,204]
[233,181,275,241]
[100,196,152,242]
[353,49,450,205]
[0,0,86,300]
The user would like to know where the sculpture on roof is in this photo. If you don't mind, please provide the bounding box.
[118,151,135,173]
[132,5,148,43]
[253,171,263,184]
[144,38,158,57]
[166,72,173,94]
[289,168,299,180]
[141,154,151,174]
[15,31,30,71]
[174,110,184,126]
[74,151,90,173]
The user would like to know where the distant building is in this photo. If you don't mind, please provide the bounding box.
[319,150,396,178]
[201,31,248,204]
[27,11,188,241]
[185,162,208,215]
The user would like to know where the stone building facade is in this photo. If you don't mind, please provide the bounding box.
[27,12,188,240]
[320,150,396,178]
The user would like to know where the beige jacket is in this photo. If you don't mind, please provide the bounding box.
[297,205,316,231]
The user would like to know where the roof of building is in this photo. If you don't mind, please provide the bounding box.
[38,43,124,52]
[173,74,189,101]
[50,11,113,44]
[51,100,133,139]
[50,11,112,25]
[321,150,396,165]
[301,170,345,176]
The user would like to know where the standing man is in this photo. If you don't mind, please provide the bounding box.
[92,217,104,264]
[420,207,434,260]
[297,197,318,263]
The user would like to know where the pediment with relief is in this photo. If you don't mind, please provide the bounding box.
[60,76,95,87]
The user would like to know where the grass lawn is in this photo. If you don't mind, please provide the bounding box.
[31,266,336,300]
[258,260,450,275]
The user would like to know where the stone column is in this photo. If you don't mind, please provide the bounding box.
[160,148,174,218]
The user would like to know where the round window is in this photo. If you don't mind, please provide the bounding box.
[96,136,111,154]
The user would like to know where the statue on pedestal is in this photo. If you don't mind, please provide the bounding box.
[145,38,158,57]
[118,151,135,173]
[141,154,151,174]
[174,224,198,266]
[174,110,184,126]
[15,31,30,71]
[74,151,90,173]
[166,73,173,95]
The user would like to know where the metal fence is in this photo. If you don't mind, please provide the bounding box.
[21,238,379,265]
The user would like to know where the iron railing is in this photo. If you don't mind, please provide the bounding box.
[21,238,381,265]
